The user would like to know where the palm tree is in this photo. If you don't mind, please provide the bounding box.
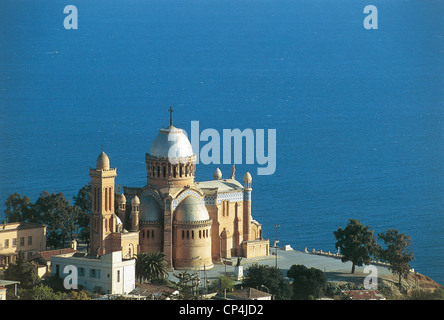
[135,251,168,283]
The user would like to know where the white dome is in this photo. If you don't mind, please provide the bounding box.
[149,125,194,159]
[213,167,222,180]
[96,151,110,170]
[118,193,126,203]
[174,196,210,222]
[243,171,252,183]
[131,195,140,206]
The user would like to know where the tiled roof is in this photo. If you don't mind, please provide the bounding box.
[36,248,77,262]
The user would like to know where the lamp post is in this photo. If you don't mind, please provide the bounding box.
[260,285,270,293]
[261,284,272,300]
[273,224,280,268]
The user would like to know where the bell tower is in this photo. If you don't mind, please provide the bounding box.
[243,171,252,241]
[89,151,117,255]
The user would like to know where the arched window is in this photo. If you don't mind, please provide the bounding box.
[157,166,160,178]
[93,187,96,212]
[109,187,112,212]
[163,166,166,178]
[199,230,202,239]
[182,230,185,239]
[98,189,102,212]
[191,230,194,239]
[105,188,108,211]
[147,229,150,239]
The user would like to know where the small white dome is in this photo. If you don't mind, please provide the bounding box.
[213,167,222,180]
[131,195,140,206]
[96,151,110,170]
[118,193,126,203]
[243,171,252,183]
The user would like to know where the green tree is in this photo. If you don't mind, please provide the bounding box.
[334,219,378,274]
[135,251,168,283]
[73,184,92,243]
[73,184,91,213]
[377,229,414,287]
[24,284,60,300]
[3,255,41,289]
[33,191,78,248]
[174,271,200,300]
[242,264,292,300]
[68,290,90,300]
[4,193,32,222]
[287,264,327,299]
[208,275,235,294]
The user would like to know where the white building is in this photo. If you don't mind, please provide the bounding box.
[51,250,135,295]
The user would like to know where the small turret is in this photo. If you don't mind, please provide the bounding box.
[243,171,252,189]
[131,195,140,231]
[213,167,222,180]
[243,170,252,240]
[117,193,126,226]
[96,151,110,170]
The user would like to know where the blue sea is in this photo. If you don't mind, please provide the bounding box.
[0,0,443,284]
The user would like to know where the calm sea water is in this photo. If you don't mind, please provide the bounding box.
[0,0,443,284]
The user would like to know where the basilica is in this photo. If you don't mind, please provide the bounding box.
[88,112,269,270]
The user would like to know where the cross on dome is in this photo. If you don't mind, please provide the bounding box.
[169,106,174,126]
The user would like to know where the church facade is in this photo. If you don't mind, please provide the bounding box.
[89,115,269,270]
